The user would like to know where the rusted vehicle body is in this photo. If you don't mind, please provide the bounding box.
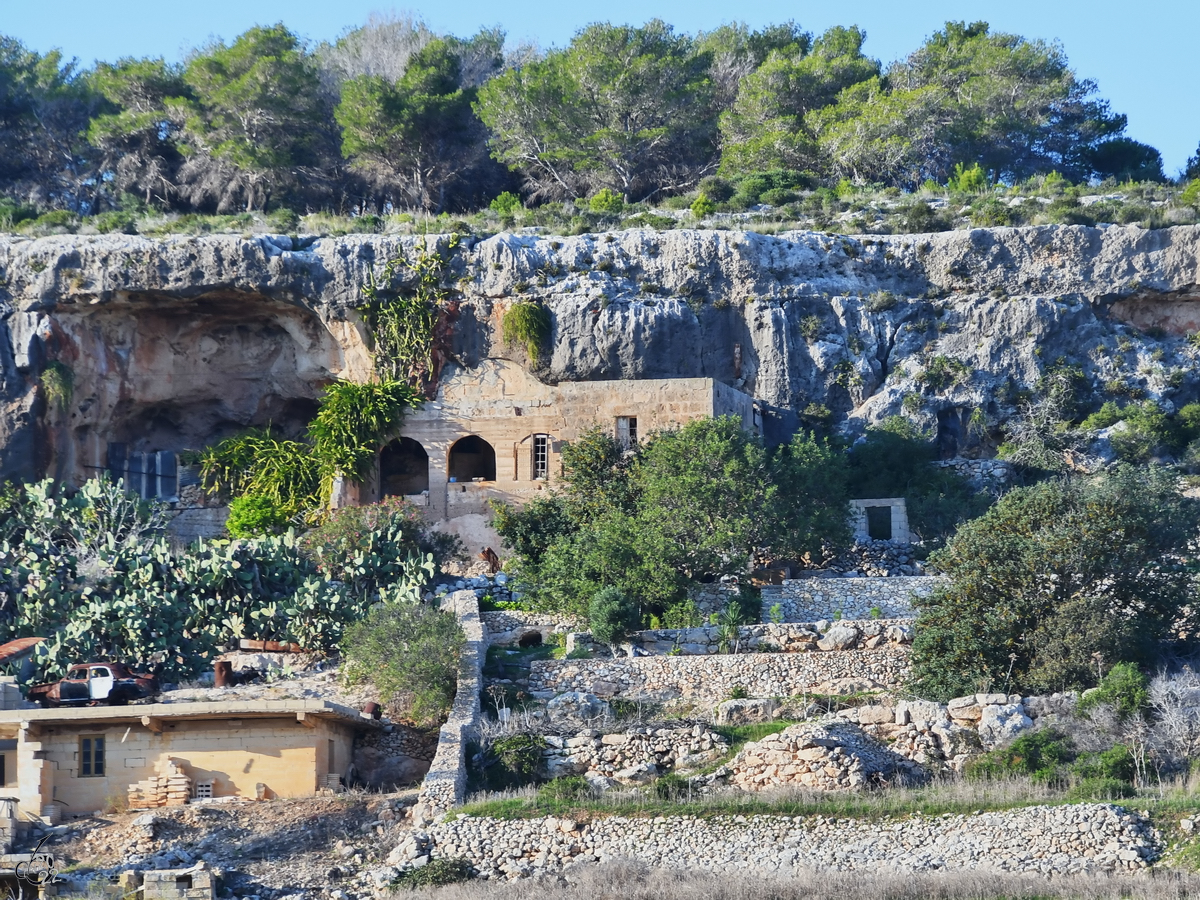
[28,663,158,707]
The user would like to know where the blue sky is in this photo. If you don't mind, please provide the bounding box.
[5,0,1197,175]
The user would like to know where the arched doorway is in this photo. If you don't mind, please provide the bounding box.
[448,435,496,482]
[380,437,429,496]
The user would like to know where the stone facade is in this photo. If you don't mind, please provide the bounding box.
[0,699,372,820]
[419,804,1158,879]
[414,590,485,821]
[761,576,944,622]
[935,457,1016,493]
[528,648,910,701]
[391,361,758,551]
[848,498,910,543]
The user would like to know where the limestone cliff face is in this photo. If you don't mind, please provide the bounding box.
[2,225,1199,482]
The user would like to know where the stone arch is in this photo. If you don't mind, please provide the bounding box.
[448,435,496,482]
[380,437,429,495]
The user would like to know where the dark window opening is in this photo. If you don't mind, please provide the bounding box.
[616,416,638,449]
[175,877,193,890]
[107,444,178,501]
[380,437,430,495]
[80,735,105,777]
[517,632,543,648]
[448,436,496,482]
[866,506,892,541]
[532,435,549,480]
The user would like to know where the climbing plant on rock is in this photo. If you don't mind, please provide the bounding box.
[200,379,418,523]
[501,301,552,363]
[365,235,460,392]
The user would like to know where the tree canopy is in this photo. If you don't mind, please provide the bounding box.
[492,417,849,619]
[0,16,1170,217]
[909,467,1200,701]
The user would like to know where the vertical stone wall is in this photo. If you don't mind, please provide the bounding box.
[760,576,945,622]
[414,590,485,822]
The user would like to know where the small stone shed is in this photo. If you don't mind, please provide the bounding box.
[0,699,378,821]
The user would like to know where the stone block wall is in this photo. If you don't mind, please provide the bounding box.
[541,725,729,780]
[528,648,910,701]
[568,619,912,656]
[481,611,581,647]
[424,805,1158,879]
[414,590,485,821]
[761,576,944,622]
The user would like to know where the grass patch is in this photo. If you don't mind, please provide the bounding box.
[455,774,1077,823]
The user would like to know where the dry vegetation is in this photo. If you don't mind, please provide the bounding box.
[393,858,1200,900]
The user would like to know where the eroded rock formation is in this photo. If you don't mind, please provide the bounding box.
[2,225,1199,482]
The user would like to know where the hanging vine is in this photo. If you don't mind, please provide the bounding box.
[365,235,461,395]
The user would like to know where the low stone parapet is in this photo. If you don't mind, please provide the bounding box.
[528,648,909,701]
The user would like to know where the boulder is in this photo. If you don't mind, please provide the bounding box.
[547,692,610,720]
[817,623,860,651]
[715,698,779,725]
[978,704,1034,746]
[947,696,983,721]
[856,704,896,725]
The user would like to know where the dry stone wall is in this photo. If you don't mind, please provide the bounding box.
[761,576,944,622]
[568,619,913,656]
[528,648,910,701]
[541,724,729,781]
[480,611,581,647]
[413,591,484,821]
[415,804,1158,879]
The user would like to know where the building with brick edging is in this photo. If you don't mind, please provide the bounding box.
[0,699,380,822]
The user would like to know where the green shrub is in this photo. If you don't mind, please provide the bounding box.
[391,858,473,888]
[266,208,300,232]
[1080,400,1126,431]
[1066,777,1136,801]
[867,290,898,312]
[1180,179,1200,209]
[486,734,548,788]
[588,188,625,215]
[90,210,139,234]
[965,729,1073,783]
[502,302,552,363]
[760,187,797,206]
[690,192,717,218]
[537,775,593,803]
[0,197,38,229]
[917,355,971,391]
[341,601,465,726]
[697,176,735,202]
[800,315,821,340]
[948,162,988,193]
[651,772,690,800]
[1077,662,1149,720]
[589,586,641,655]
[226,494,289,537]
[490,191,522,218]
[1071,744,1135,783]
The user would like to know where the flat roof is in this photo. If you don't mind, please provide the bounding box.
[0,698,379,729]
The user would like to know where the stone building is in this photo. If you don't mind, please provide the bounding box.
[347,359,760,550]
[0,699,377,820]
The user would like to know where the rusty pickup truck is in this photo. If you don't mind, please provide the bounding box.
[28,663,158,707]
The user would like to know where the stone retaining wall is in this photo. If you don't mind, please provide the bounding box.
[761,576,944,622]
[542,724,729,781]
[480,611,581,646]
[528,648,909,701]
[414,591,485,821]
[568,619,912,657]
[422,805,1157,879]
